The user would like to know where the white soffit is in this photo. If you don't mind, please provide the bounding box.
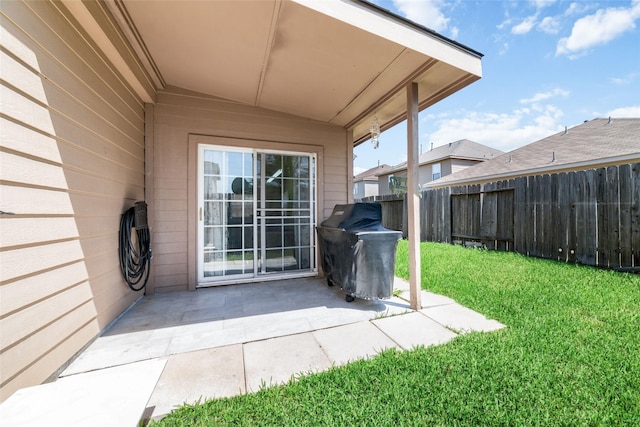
[294,0,482,76]
[106,0,482,144]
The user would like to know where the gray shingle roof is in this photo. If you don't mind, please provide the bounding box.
[429,118,640,187]
[354,164,393,182]
[380,139,504,175]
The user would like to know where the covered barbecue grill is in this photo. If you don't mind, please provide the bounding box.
[316,203,402,302]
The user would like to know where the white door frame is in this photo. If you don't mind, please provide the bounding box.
[197,144,317,287]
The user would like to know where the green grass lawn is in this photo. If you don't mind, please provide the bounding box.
[152,241,640,426]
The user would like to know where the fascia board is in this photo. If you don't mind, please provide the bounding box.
[60,0,156,103]
[292,0,482,78]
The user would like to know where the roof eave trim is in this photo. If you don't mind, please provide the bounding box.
[59,0,158,103]
[354,0,483,59]
[293,0,483,77]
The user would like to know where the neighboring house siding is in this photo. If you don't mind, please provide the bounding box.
[378,175,391,196]
[363,181,378,198]
[451,158,479,174]
[380,159,491,194]
[378,172,406,196]
[354,181,366,200]
[441,160,453,177]
[419,167,431,186]
[354,180,378,199]
[150,88,348,293]
[1,1,145,401]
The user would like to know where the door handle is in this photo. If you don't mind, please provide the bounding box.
[199,207,202,221]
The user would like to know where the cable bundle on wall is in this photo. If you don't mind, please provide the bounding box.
[119,201,152,292]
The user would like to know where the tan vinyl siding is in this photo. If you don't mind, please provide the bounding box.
[151,88,348,293]
[442,160,453,176]
[0,1,145,401]
[450,158,481,174]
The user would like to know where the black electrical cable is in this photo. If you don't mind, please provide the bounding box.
[118,206,152,292]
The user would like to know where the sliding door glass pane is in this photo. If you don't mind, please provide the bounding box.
[202,149,255,278]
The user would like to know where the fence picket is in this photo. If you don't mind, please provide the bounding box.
[619,164,633,267]
[596,167,609,267]
[584,169,598,266]
[566,171,578,263]
[606,166,621,269]
[633,164,640,267]
[555,173,568,262]
[443,187,451,244]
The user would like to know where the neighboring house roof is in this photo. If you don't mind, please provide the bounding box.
[428,118,640,188]
[354,164,393,182]
[379,139,504,175]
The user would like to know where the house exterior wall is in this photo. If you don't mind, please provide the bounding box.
[450,158,479,174]
[149,88,348,293]
[354,180,379,199]
[363,181,379,198]
[378,171,407,196]
[442,160,454,177]
[378,158,486,195]
[419,160,453,185]
[418,164,432,185]
[378,173,392,196]
[354,181,366,200]
[1,1,145,401]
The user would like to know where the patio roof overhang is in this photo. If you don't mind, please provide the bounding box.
[64,0,482,146]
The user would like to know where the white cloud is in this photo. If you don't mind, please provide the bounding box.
[512,15,538,34]
[610,72,640,85]
[392,0,449,33]
[538,16,561,34]
[498,42,509,56]
[556,1,640,57]
[520,88,570,104]
[353,166,367,176]
[423,104,565,153]
[606,106,640,117]
[564,2,594,17]
[497,17,513,31]
[531,0,556,9]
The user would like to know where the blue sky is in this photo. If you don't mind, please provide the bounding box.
[354,0,640,174]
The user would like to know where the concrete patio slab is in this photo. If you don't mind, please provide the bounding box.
[313,321,399,366]
[419,290,457,308]
[422,303,506,334]
[61,332,171,376]
[243,333,331,392]
[61,278,414,377]
[3,277,508,425]
[0,359,165,427]
[372,312,458,350]
[147,345,245,419]
[392,277,457,308]
[166,324,248,355]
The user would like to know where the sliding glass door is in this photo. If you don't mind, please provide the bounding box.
[198,145,316,285]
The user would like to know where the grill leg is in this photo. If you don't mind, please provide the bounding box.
[345,295,355,303]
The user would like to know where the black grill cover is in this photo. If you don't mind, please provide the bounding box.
[316,203,402,300]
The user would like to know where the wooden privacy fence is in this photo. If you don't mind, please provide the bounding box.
[361,162,640,271]
[359,194,405,232]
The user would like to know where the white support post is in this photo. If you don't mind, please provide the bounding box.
[347,129,354,204]
[407,82,422,310]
